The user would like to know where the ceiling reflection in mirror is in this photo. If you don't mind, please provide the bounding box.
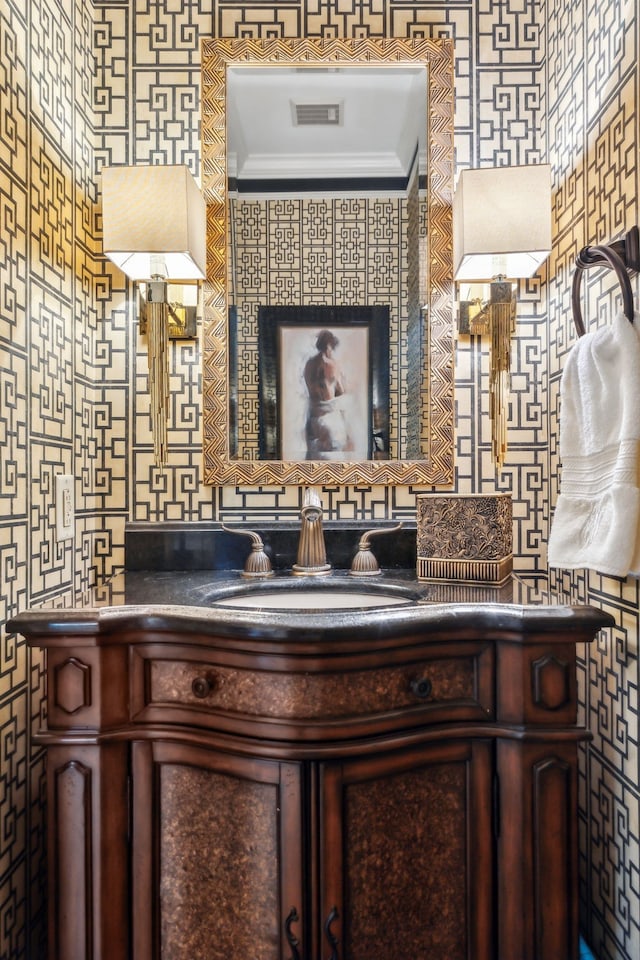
[201,38,454,486]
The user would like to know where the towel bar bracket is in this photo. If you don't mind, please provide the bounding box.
[576,226,640,274]
[572,226,639,336]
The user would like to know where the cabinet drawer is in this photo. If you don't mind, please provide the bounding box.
[131,644,494,739]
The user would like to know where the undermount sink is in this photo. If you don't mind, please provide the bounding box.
[216,589,412,610]
[189,577,427,611]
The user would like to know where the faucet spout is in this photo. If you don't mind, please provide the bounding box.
[292,488,332,576]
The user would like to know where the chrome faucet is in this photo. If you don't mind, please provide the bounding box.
[292,488,332,576]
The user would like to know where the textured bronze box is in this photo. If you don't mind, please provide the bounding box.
[416,494,513,584]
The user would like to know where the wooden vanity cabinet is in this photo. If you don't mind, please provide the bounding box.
[17,603,611,960]
[128,736,493,960]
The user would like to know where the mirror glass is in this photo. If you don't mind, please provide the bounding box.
[201,38,454,486]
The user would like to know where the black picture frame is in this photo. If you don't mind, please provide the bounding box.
[258,305,390,461]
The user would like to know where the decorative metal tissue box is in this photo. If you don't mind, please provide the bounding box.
[416,494,513,584]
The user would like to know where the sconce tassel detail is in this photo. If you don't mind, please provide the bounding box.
[146,285,170,468]
[488,287,516,470]
[468,308,490,337]
[457,281,517,468]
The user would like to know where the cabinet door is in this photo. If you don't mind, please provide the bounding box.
[319,739,494,960]
[131,741,305,960]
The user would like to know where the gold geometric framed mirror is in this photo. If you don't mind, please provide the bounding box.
[201,37,454,485]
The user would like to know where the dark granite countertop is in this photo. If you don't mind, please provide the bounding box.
[7,568,615,646]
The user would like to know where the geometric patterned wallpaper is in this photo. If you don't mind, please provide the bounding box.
[1,1,97,956]
[0,2,636,959]
[545,1,640,958]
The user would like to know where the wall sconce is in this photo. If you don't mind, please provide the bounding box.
[453,164,552,468]
[101,164,207,468]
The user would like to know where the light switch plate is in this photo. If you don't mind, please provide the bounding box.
[55,474,74,542]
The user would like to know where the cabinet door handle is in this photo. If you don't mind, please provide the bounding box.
[284,906,301,960]
[410,676,433,700]
[324,906,339,960]
[191,675,215,699]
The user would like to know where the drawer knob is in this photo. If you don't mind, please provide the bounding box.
[191,676,215,699]
[410,676,433,700]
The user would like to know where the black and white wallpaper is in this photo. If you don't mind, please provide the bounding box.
[546,2,640,958]
[0,2,638,959]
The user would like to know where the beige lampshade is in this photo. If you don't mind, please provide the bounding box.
[453,164,552,282]
[101,164,207,281]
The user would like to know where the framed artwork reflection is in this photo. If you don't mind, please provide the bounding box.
[258,305,390,461]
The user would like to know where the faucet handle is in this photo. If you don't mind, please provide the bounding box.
[221,524,274,578]
[349,523,403,577]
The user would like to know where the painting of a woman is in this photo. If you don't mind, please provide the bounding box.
[303,329,354,458]
[278,324,370,461]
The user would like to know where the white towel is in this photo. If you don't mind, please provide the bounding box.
[548,309,640,577]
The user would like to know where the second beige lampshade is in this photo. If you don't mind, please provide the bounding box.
[453,164,552,283]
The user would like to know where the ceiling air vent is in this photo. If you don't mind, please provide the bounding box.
[292,101,343,126]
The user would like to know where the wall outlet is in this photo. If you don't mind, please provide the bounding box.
[55,474,75,542]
